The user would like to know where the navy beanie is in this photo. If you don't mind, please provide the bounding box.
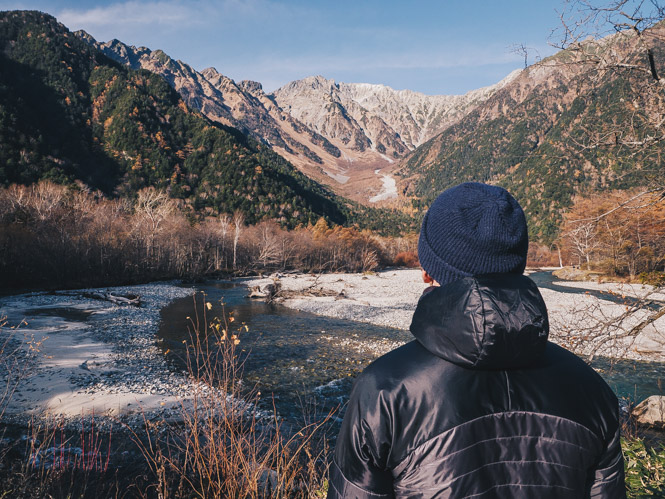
[418,182,528,286]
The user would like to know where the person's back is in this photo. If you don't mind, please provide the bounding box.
[328,183,625,498]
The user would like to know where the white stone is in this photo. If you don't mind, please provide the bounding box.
[632,396,665,426]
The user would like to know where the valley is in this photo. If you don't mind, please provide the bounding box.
[1,5,665,497]
[78,33,515,205]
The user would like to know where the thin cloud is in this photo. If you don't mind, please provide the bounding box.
[57,1,202,29]
[55,0,303,32]
[22,0,561,94]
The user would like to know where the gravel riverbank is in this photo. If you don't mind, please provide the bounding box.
[0,283,213,428]
[2,270,663,429]
[248,269,665,362]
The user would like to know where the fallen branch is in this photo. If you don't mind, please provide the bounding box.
[56,291,142,307]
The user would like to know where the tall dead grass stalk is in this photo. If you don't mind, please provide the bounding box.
[131,292,331,497]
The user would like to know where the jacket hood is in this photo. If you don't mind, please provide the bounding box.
[410,273,549,369]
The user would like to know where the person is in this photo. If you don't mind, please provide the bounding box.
[327,182,625,498]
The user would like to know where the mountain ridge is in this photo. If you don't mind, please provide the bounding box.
[75,30,512,205]
[272,72,520,152]
[397,24,665,241]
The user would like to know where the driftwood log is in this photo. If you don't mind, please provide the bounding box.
[89,292,141,307]
[56,291,141,307]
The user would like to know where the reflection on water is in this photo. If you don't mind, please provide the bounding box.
[158,281,411,421]
[158,279,665,424]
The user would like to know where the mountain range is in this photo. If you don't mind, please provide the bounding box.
[1,10,663,242]
[0,10,349,228]
[77,31,514,205]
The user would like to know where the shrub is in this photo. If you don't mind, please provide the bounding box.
[130,293,331,497]
[393,251,419,268]
[623,437,665,497]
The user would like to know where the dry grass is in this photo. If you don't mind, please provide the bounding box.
[127,292,332,497]
[0,296,332,497]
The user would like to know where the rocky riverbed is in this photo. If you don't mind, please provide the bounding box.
[0,283,214,429]
[1,270,663,431]
[248,269,665,362]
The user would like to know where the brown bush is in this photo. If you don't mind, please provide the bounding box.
[393,251,419,268]
[0,182,421,290]
[526,242,563,268]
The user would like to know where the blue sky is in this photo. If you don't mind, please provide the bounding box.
[3,1,577,94]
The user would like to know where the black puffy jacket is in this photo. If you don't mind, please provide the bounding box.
[328,274,625,498]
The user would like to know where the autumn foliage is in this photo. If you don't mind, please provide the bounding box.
[558,189,665,278]
[0,182,416,291]
[393,251,419,268]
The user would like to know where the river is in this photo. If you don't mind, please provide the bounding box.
[158,274,665,423]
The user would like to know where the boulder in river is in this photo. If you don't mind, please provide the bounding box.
[248,281,280,300]
[632,395,665,427]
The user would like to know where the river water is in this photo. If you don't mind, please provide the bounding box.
[158,274,665,423]
[158,281,412,421]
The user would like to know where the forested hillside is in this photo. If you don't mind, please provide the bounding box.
[398,23,665,242]
[6,10,664,249]
[0,10,349,227]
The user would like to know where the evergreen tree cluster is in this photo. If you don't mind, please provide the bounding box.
[0,11,351,229]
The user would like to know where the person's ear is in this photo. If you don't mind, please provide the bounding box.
[422,269,434,284]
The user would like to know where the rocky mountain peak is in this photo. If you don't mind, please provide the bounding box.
[272,72,516,154]
[239,80,263,95]
[75,34,355,196]
[282,75,338,93]
[201,67,220,78]
[73,29,96,45]
[75,30,520,207]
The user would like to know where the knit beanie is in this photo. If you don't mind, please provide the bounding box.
[418,182,528,286]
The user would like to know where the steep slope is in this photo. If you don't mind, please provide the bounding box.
[75,33,391,203]
[398,26,665,241]
[76,33,512,205]
[0,10,348,227]
[198,67,341,164]
[76,32,337,157]
[0,13,117,189]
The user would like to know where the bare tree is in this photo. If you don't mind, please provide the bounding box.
[256,221,280,269]
[510,43,538,68]
[133,187,176,261]
[219,214,230,270]
[232,211,244,270]
[551,0,665,181]
[279,231,296,269]
[550,285,665,362]
[30,181,66,221]
[135,188,173,235]
[554,0,665,70]
[566,222,600,265]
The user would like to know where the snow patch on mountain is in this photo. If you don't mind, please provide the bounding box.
[369,174,398,203]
